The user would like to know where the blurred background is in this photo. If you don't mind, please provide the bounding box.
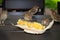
[45,0,60,15]
[0,0,60,9]
[0,0,60,14]
[0,0,2,6]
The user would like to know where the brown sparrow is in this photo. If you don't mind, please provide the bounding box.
[44,8,60,22]
[0,10,8,26]
[23,6,40,20]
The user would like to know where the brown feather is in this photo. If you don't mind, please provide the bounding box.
[24,6,39,20]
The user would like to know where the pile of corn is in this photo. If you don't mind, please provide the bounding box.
[17,19,45,30]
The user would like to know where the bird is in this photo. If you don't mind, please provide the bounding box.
[23,5,40,21]
[0,10,8,26]
[44,8,60,22]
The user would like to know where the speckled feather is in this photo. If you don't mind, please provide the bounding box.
[24,6,39,20]
[0,10,7,21]
[44,8,60,22]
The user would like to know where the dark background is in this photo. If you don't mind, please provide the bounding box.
[58,2,60,15]
[2,0,44,15]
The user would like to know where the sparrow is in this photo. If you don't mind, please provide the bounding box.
[44,8,60,22]
[23,5,40,21]
[0,10,8,26]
